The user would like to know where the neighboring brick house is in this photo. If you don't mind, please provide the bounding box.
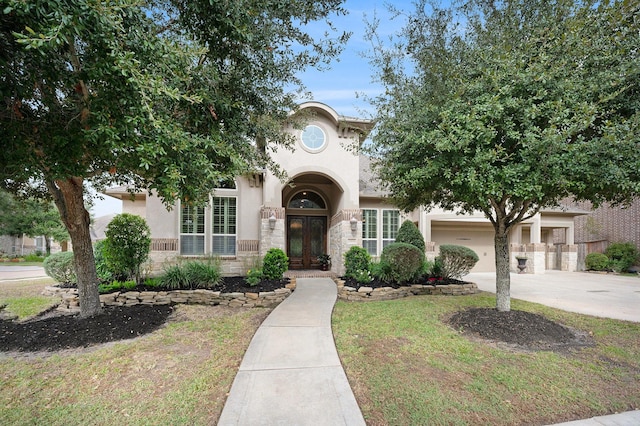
[565,199,640,251]
[105,102,584,275]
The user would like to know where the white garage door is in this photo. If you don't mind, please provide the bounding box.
[431,225,496,272]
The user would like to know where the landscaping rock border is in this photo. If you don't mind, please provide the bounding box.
[41,277,478,314]
[335,279,478,302]
[42,279,297,314]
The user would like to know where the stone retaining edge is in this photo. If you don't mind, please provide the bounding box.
[335,279,479,301]
[42,279,297,314]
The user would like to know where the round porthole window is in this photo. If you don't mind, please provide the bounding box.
[300,125,326,152]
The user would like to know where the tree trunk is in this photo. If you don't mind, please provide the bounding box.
[45,237,51,256]
[49,178,101,317]
[494,226,511,312]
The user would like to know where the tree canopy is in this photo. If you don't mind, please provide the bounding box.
[1,0,349,316]
[367,0,640,311]
[0,190,68,254]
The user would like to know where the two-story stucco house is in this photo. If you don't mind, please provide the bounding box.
[106,102,583,275]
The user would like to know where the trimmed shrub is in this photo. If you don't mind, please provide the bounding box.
[344,246,371,279]
[605,242,638,273]
[438,245,479,279]
[395,220,425,252]
[380,242,424,284]
[262,248,288,280]
[103,213,151,283]
[585,252,609,271]
[43,251,76,284]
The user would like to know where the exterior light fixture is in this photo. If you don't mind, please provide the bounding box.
[269,212,277,230]
[350,216,358,232]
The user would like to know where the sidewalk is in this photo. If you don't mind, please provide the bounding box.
[550,410,640,425]
[217,277,365,426]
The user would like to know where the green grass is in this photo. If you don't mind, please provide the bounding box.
[2,279,639,425]
[333,293,640,425]
[0,296,58,319]
[0,278,58,319]
[0,304,269,425]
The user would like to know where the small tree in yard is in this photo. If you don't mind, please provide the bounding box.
[103,214,151,284]
[367,0,640,311]
[1,0,350,317]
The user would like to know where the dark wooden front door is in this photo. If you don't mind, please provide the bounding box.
[287,216,326,269]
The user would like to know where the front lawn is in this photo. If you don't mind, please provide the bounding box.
[333,293,640,425]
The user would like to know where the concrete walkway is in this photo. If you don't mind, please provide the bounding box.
[218,277,365,426]
[467,271,640,322]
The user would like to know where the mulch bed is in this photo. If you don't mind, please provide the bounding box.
[342,276,466,289]
[446,307,594,352]
[0,277,288,353]
[1,277,593,354]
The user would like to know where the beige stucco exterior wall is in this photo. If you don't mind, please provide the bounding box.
[266,106,361,212]
[144,194,176,239]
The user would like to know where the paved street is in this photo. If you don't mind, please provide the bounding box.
[0,265,48,282]
[467,271,640,322]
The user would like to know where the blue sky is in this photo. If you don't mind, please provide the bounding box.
[92,0,412,217]
[297,0,411,118]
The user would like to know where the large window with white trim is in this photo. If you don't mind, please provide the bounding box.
[362,209,378,255]
[212,196,237,256]
[360,208,401,255]
[180,205,205,255]
[382,209,400,249]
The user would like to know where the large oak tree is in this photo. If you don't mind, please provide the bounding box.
[1,0,349,316]
[367,0,640,311]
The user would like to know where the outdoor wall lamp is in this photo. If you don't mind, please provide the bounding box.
[269,212,277,230]
[350,216,358,232]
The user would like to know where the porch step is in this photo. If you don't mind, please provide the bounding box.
[284,270,337,279]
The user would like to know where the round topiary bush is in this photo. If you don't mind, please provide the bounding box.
[43,251,76,284]
[395,219,426,252]
[262,248,289,280]
[103,213,151,283]
[438,244,479,279]
[585,252,609,271]
[380,242,424,284]
[604,242,638,273]
[344,246,371,279]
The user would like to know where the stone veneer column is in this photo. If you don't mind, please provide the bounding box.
[526,243,547,274]
[510,243,547,274]
[259,207,285,257]
[330,209,362,276]
[561,244,578,271]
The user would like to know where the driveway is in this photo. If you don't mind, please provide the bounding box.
[466,271,640,323]
[0,265,48,282]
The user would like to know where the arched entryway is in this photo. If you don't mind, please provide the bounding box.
[286,190,328,269]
